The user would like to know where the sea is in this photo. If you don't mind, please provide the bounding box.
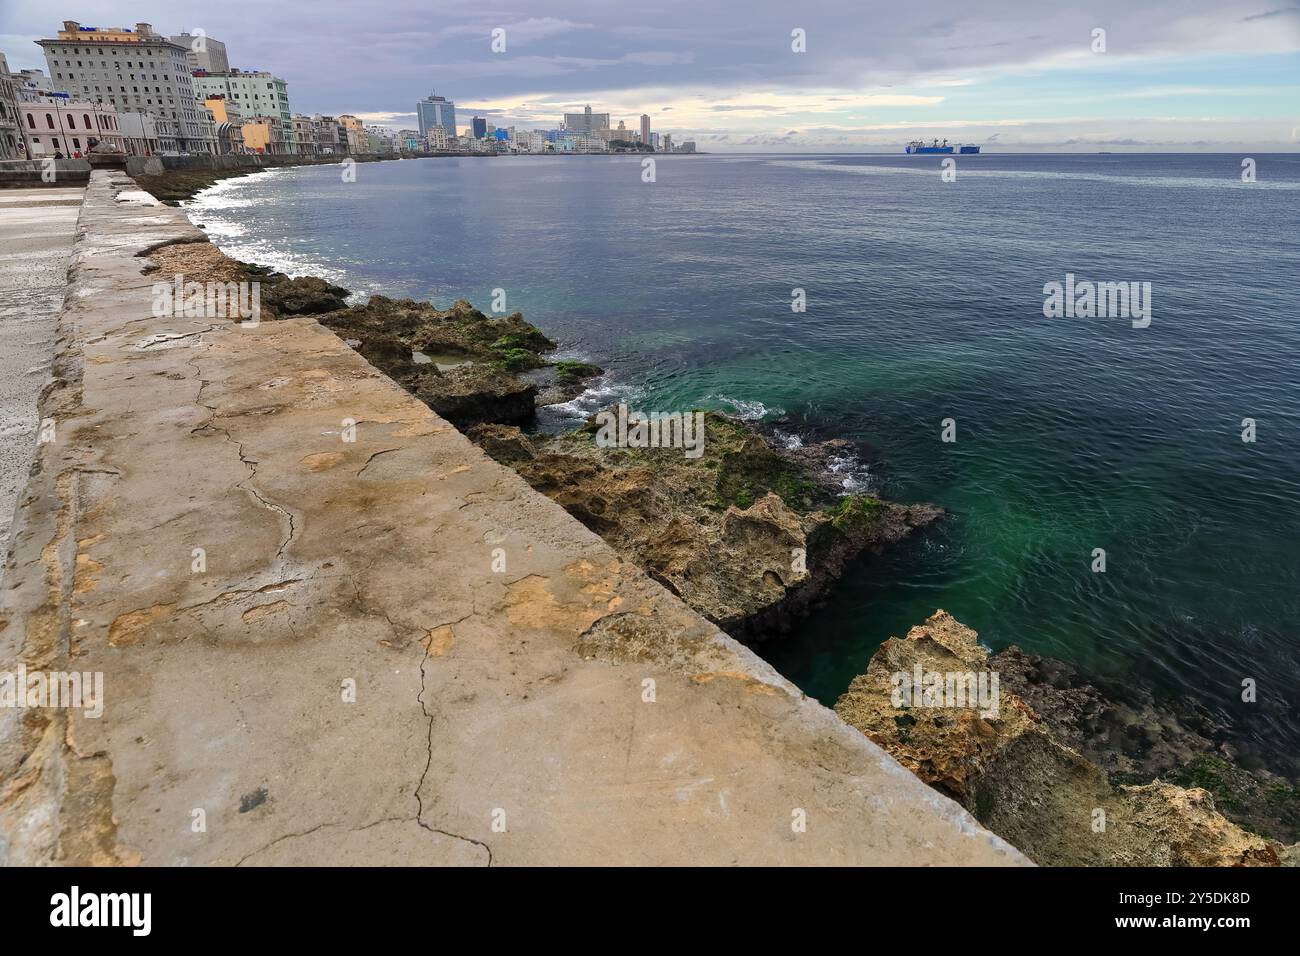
[186,151,1300,777]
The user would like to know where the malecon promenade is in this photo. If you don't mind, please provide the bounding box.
[0,169,1025,866]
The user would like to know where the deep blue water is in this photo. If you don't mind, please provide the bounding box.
[187,152,1300,776]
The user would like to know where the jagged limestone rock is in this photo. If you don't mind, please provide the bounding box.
[489,415,940,639]
[834,610,1286,866]
[465,423,537,463]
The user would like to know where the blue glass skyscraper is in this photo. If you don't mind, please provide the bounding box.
[416,93,457,139]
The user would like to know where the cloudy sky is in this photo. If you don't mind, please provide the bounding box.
[3,1,1298,150]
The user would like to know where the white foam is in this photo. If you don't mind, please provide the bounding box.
[703,393,784,421]
[182,169,356,287]
[538,376,640,431]
[771,429,804,450]
[827,452,872,495]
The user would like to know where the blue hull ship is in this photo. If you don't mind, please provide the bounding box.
[905,139,981,154]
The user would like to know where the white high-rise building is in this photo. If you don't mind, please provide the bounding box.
[563,105,609,134]
[168,32,230,73]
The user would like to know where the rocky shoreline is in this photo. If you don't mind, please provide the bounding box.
[471,419,942,639]
[833,611,1299,864]
[144,182,1296,864]
[134,154,404,204]
[142,238,937,644]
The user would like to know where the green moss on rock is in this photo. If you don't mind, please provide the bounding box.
[830,494,883,533]
[1163,755,1300,842]
[552,360,604,383]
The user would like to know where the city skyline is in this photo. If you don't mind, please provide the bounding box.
[0,0,1296,151]
[1,16,676,158]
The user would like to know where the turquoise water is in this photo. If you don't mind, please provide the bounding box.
[188,153,1300,775]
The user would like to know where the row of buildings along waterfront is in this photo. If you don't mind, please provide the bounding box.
[0,20,376,160]
[1,49,127,159]
[416,95,696,155]
[0,20,698,162]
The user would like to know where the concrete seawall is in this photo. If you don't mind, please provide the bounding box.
[0,154,406,190]
[0,160,92,188]
[122,152,406,177]
[0,170,1027,866]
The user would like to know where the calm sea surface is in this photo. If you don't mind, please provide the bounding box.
[187,152,1300,774]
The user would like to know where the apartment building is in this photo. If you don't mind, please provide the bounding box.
[563,105,610,134]
[192,69,295,153]
[240,113,285,154]
[36,20,215,153]
[14,88,126,156]
[292,114,317,155]
[0,53,21,159]
[203,95,244,154]
[338,114,366,153]
[309,115,347,154]
[167,32,230,73]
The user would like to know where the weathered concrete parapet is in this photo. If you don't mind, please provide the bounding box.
[0,170,1027,866]
[0,160,91,188]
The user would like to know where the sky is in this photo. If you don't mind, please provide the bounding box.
[2,1,1298,151]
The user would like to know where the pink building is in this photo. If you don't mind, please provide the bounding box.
[18,91,125,157]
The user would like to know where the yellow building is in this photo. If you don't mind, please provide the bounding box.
[203,96,244,154]
[204,96,234,124]
[338,114,367,153]
[53,21,154,42]
[240,121,268,153]
[239,115,284,154]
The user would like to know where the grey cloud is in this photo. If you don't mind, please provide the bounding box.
[1242,5,1300,20]
[1,0,1291,143]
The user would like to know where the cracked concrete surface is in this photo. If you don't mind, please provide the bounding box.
[0,172,1028,866]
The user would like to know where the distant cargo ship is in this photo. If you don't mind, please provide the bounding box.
[905,139,980,154]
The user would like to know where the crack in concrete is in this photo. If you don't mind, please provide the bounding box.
[86,315,155,343]
[233,815,411,866]
[415,610,493,867]
[181,578,304,614]
[457,482,521,511]
[344,575,416,646]
[183,349,297,558]
[235,454,297,559]
[356,447,402,478]
[136,326,214,350]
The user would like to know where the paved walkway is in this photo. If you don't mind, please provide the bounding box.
[0,187,84,558]
[0,172,1026,866]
